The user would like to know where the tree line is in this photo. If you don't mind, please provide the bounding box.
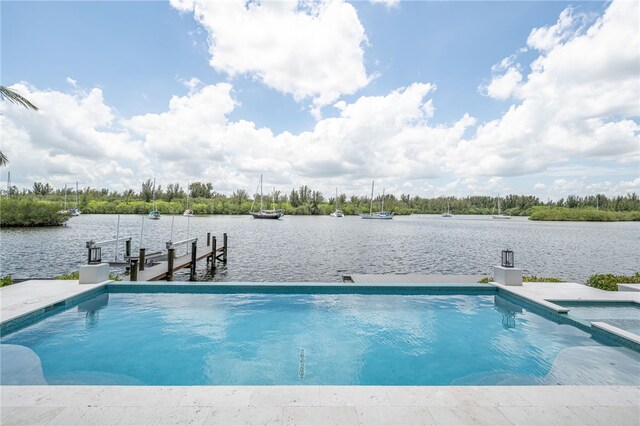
[2,180,639,216]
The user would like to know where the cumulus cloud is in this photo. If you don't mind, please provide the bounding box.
[170,0,371,113]
[463,0,639,178]
[369,0,400,8]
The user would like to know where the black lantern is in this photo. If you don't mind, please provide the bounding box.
[88,247,102,264]
[501,250,514,268]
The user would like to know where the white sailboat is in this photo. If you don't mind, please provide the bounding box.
[148,178,160,220]
[183,183,195,217]
[330,188,344,217]
[360,181,393,220]
[249,175,284,219]
[492,195,511,219]
[70,181,81,216]
[442,198,453,217]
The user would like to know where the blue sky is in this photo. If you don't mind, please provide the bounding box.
[1,0,638,199]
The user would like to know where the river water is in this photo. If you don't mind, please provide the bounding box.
[0,214,638,283]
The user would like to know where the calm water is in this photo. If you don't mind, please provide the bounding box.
[0,214,638,282]
[2,290,639,385]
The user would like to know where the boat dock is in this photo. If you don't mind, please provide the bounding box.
[87,233,227,282]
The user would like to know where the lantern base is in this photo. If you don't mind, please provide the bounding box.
[79,263,110,284]
[493,266,522,286]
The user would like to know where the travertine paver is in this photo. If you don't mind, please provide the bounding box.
[2,386,638,425]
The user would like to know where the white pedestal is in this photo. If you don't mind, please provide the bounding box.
[79,263,110,284]
[493,266,522,286]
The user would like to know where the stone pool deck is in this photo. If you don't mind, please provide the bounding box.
[1,280,639,425]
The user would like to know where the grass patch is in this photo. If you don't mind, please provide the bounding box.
[1,275,14,287]
[586,273,640,291]
[55,271,122,281]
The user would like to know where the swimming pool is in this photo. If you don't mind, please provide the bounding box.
[1,284,639,386]
[557,301,640,336]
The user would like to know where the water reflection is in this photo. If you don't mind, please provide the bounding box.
[77,293,109,328]
[494,295,522,330]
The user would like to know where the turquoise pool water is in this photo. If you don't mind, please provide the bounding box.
[1,287,639,386]
[557,302,640,336]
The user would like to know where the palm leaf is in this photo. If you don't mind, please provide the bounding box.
[0,151,7,167]
[0,86,38,110]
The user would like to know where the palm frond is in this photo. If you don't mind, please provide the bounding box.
[0,86,38,111]
[0,151,8,167]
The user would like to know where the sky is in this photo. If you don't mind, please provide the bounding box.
[1,0,638,200]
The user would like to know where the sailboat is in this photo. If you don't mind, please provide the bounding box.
[70,181,81,216]
[442,198,453,217]
[249,175,284,219]
[148,178,161,220]
[360,181,393,220]
[330,188,344,217]
[183,183,195,217]
[492,195,511,219]
[58,184,69,214]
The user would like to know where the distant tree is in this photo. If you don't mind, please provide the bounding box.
[232,189,248,205]
[140,179,154,202]
[190,182,213,198]
[32,182,53,196]
[164,183,185,201]
[0,86,39,166]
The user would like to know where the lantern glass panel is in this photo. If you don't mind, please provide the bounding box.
[501,250,514,268]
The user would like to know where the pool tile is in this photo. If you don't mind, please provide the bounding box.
[356,406,436,425]
[319,386,391,406]
[283,406,359,425]
[427,406,513,425]
[204,406,283,425]
[250,386,320,407]
[0,406,65,425]
[497,406,585,426]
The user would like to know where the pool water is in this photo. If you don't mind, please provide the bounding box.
[1,290,639,386]
[557,302,640,336]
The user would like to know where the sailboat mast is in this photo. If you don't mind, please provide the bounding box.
[75,181,79,208]
[64,184,67,210]
[335,187,338,210]
[369,181,374,215]
[381,188,385,212]
[260,174,263,212]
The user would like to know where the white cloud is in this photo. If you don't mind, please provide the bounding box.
[484,67,522,100]
[460,0,639,178]
[65,77,77,88]
[170,0,371,113]
[369,0,400,8]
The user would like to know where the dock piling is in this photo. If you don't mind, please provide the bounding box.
[139,248,146,271]
[130,259,138,281]
[190,241,197,281]
[207,232,211,247]
[167,248,175,281]
[211,236,217,272]
[223,233,228,263]
[125,239,131,258]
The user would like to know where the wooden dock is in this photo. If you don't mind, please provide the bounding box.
[122,233,227,282]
